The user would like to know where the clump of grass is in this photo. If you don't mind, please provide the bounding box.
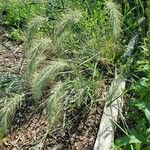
[24,2,119,133]
[0,0,124,139]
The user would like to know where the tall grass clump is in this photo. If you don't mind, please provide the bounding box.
[25,1,114,132]
[1,0,124,138]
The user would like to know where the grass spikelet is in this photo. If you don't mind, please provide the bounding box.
[55,10,82,37]
[27,16,48,46]
[47,82,66,131]
[105,0,122,38]
[31,60,68,99]
[0,94,24,139]
[28,38,52,74]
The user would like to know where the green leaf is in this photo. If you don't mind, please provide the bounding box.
[116,135,141,147]
[144,108,150,123]
[147,128,150,133]
[142,147,150,150]
[129,135,142,144]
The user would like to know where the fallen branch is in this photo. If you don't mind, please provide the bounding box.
[94,35,138,150]
[94,76,125,150]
